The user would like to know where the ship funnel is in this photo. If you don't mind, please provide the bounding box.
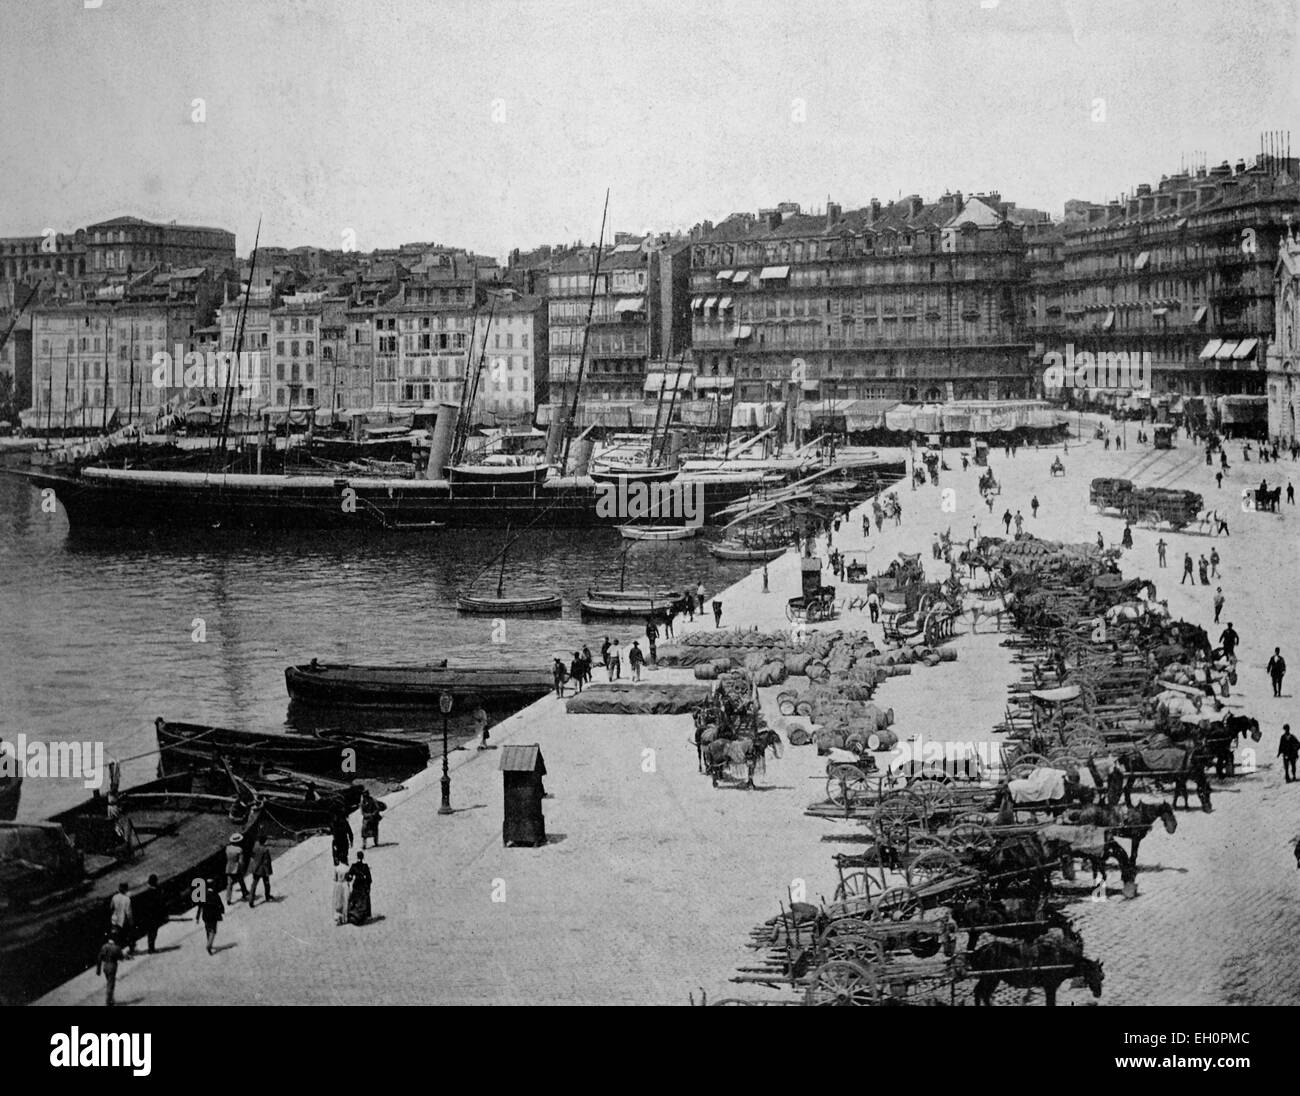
[425,402,459,480]
[544,414,567,471]
[573,436,595,476]
[667,429,685,469]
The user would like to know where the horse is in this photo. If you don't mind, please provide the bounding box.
[1197,714,1260,778]
[702,728,783,789]
[969,928,1104,1006]
[1119,741,1211,812]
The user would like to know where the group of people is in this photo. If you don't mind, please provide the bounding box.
[330,794,383,926]
[1179,549,1222,586]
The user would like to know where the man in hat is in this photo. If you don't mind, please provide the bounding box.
[1268,647,1287,698]
[224,833,249,904]
[248,835,273,906]
[96,932,124,1006]
[108,881,134,953]
[628,640,645,681]
[1219,623,1240,661]
[1213,587,1225,624]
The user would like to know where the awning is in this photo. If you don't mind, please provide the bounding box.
[644,372,692,393]
[1134,252,1150,270]
[1232,338,1259,360]
[1193,305,1208,324]
[800,379,819,391]
[1102,311,1115,330]
[1152,307,1168,317]
[731,270,751,285]
[694,375,735,390]
[718,297,733,311]
[614,297,644,312]
[736,325,753,340]
[1214,340,1239,360]
[1199,339,1223,360]
[704,297,718,310]
[716,270,734,281]
[759,265,790,280]
[691,297,704,311]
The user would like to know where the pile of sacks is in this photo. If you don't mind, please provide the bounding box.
[773,684,898,753]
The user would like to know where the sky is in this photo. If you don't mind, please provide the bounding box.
[1,0,1297,260]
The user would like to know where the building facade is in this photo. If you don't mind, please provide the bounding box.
[84,217,236,277]
[473,295,547,421]
[1266,219,1300,443]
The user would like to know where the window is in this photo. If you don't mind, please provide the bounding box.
[306,364,314,383]
[276,320,285,333]
[305,319,314,332]
[521,334,529,349]
[506,333,514,349]
[291,364,300,383]
[305,340,314,356]
[291,319,299,333]
[276,341,285,355]
[276,364,285,381]
[291,341,300,356]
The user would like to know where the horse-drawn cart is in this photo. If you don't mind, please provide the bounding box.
[787,585,839,624]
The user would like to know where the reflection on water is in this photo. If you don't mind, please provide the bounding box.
[0,472,758,818]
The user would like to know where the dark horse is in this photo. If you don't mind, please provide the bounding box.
[702,729,783,789]
[1197,715,1261,778]
[1119,741,1211,812]
[969,926,1104,1006]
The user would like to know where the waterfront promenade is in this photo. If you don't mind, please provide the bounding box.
[39,425,1300,1005]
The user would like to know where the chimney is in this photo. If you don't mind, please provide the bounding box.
[1139,194,1156,217]
[1235,159,1247,175]
[1176,186,1198,212]
[764,210,783,231]
[907,195,924,217]
[1155,193,1175,214]
[1135,183,1152,197]
[1195,183,1218,207]
[1126,195,1141,217]
[869,198,881,222]
[825,201,842,228]
[1210,161,1232,178]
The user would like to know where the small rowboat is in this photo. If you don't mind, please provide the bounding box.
[579,597,679,618]
[284,662,553,709]
[616,525,698,541]
[456,592,562,614]
[156,719,344,776]
[589,465,679,486]
[708,542,788,562]
[588,587,689,606]
[310,730,430,769]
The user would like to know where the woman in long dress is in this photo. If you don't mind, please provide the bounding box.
[332,863,350,926]
[344,852,372,925]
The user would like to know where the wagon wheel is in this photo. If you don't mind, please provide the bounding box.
[1006,751,1050,773]
[945,821,996,855]
[907,775,957,816]
[825,764,873,807]
[869,816,912,852]
[872,886,922,923]
[906,848,967,887]
[833,870,879,904]
[875,789,929,831]
[1047,748,1084,769]
[824,933,886,966]
[1008,760,1050,780]
[805,960,880,1006]
[906,832,950,854]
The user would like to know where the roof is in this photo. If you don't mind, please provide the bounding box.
[499,744,546,773]
[87,216,234,236]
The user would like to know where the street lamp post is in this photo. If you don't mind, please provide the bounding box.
[438,691,454,815]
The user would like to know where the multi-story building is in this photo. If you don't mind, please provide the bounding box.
[0,230,87,289]
[547,239,665,412]
[1,313,33,422]
[1266,218,1300,443]
[1040,156,1300,404]
[84,217,235,278]
[687,194,1038,407]
[473,295,548,422]
[269,292,326,409]
[216,279,276,410]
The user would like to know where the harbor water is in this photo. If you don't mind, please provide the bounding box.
[0,471,761,820]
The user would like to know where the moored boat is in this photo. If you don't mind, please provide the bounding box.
[588,465,679,486]
[284,661,553,709]
[456,592,562,614]
[156,719,344,776]
[708,542,789,562]
[579,596,680,618]
[616,524,698,541]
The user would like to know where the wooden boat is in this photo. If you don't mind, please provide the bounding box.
[0,778,259,1006]
[588,586,685,604]
[447,460,550,487]
[156,719,344,776]
[589,465,678,486]
[457,592,561,614]
[708,542,788,562]
[579,596,680,618]
[616,524,698,541]
[284,661,553,709]
[309,729,430,769]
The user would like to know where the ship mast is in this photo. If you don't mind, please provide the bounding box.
[561,189,610,472]
[215,217,262,467]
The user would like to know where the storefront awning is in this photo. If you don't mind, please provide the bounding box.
[759,265,790,280]
[1193,305,1208,324]
[614,297,644,312]
[1232,337,1259,360]
[1151,307,1168,317]
[644,372,692,393]
[731,270,750,285]
[691,297,704,311]
[1214,340,1239,360]
[1199,339,1223,360]
[718,297,733,311]
[736,325,753,340]
[716,270,734,281]
[1134,251,1150,271]
[704,297,718,310]
[694,375,735,390]
[1102,311,1115,330]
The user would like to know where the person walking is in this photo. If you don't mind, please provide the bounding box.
[1013,510,1024,536]
[344,852,372,925]
[1215,470,1223,490]
[196,880,224,955]
[628,640,645,682]
[608,638,622,681]
[133,874,165,955]
[1002,508,1012,535]
[247,835,273,906]
[1156,538,1167,567]
[1181,553,1194,584]
[696,582,706,615]
[1280,724,1300,783]
[867,588,880,624]
[96,932,124,1006]
[223,833,248,905]
[1268,647,1287,697]
[712,599,724,628]
[108,881,134,954]
[581,644,594,683]
[645,617,658,664]
[1219,623,1240,661]
[1209,548,1220,578]
[1096,531,1105,552]
[552,656,567,698]
[360,789,385,850]
[1121,523,1133,550]
[1289,481,1296,505]
[600,636,611,671]
[331,812,353,867]
[332,862,350,926]
[1213,587,1225,624]
[569,651,585,693]
[1197,554,1210,586]
[1030,495,1039,518]
[662,610,674,640]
